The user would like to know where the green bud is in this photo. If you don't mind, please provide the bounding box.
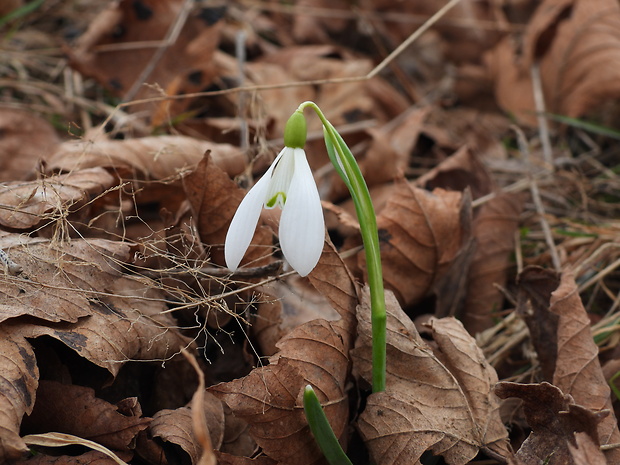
[283,110,307,148]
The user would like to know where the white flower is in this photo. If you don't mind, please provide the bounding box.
[225,146,325,277]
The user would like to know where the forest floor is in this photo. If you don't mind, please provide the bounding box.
[2,1,620,464]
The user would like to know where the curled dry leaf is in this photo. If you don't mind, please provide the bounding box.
[150,391,224,464]
[210,240,357,464]
[22,380,149,453]
[550,270,620,459]
[0,326,38,462]
[517,267,620,461]
[485,0,620,124]
[462,192,523,333]
[0,235,188,462]
[0,107,60,182]
[353,287,511,465]
[48,135,245,180]
[366,179,469,307]
[0,167,115,230]
[495,381,608,465]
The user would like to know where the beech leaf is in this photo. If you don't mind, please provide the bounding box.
[353,287,511,465]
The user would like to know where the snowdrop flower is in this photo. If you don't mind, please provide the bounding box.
[225,111,325,276]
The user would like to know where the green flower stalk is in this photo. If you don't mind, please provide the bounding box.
[297,101,386,393]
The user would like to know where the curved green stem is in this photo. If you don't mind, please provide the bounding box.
[303,385,353,465]
[298,101,386,393]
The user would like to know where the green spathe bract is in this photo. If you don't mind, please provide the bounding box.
[283,110,307,148]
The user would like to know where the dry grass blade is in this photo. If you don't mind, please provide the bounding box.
[22,432,130,465]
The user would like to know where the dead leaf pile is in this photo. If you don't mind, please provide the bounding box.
[1,0,620,464]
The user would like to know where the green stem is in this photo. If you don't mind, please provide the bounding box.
[299,101,387,393]
[303,385,353,465]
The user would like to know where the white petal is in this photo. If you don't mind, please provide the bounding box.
[225,151,284,271]
[265,147,295,209]
[279,148,325,276]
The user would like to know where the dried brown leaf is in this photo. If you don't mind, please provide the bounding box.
[525,0,620,119]
[550,271,620,459]
[416,146,493,200]
[368,179,469,307]
[353,287,511,465]
[517,267,620,461]
[495,381,608,465]
[22,381,149,452]
[210,320,350,465]
[67,0,221,110]
[150,392,224,465]
[14,450,121,465]
[462,193,523,333]
[0,233,126,324]
[0,235,188,375]
[0,168,115,230]
[0,326,38,462]
[21,432,130,464]
[486,0,620,124]
[307,237,359,332]
[0,107,60,182]
[48,135,245,180]
[516,266,562,379]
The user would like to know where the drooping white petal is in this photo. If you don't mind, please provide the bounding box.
[225,150,285,271]
[279,148,325,276]
[265,147,295,209]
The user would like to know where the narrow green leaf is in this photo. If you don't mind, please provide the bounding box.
[303,385,353,465]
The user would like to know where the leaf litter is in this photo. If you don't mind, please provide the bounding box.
[2,0,620,464]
